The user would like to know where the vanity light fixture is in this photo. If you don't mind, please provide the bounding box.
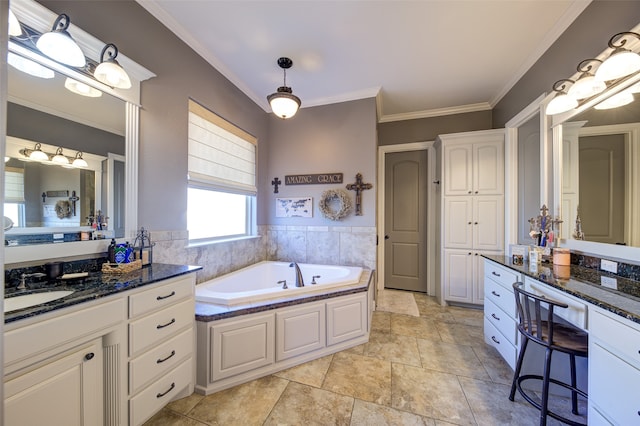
[594,90,635,110]
[36,13,86,67]
[567,59,607,100]
[64,77,103,97]
[71,151,88,168]
[7,52,55,79]
[51,147,70,165]
[26,143,49,161]
[267,57,301,119]
[94,43,132,89]
[595,32,640,81]
[8,9,22,37]
[545,79,578,115]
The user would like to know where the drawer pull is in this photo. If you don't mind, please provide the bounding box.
[157,350,176,364]
[491,290,501,297]
[157,291,176,301]
[491,313,500,321]
[491,336,500,344]
[84,352,95,361]
[156,382,175,398]
[491,271,501,277]
[156,318,176,329]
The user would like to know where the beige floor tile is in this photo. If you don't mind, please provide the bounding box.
[436,321,484,346]
[458,376,540,425]
[274,354,333,388]
[187,375,288,425]
[342,343,366,355]
[322,351,391,405]
[412,293,440,306]
[364,329,422,367]
[371,310,392,332]
[392,363,476,425]
[350,399,435,425]
[264,381,354,426]
[165,393,204,415]
[416,338,491,380]
[390,313,442,341]
[473,347,515,385]
[143,408,207,426]
[416,302,457,323]
[447,306,484,326]
[377,289,420,316]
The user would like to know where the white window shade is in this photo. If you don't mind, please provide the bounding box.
[5,167,25,203]
[188,100,257,194]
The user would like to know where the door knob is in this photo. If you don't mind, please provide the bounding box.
[384,235,390,240]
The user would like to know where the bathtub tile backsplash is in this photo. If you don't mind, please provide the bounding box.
[151,225,376,284]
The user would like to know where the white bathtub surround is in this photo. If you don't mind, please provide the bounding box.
[195,261,363,306]
[150,225,376,284]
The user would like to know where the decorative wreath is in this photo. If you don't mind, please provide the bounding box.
[55,200,72,219]
[319,189,352,221]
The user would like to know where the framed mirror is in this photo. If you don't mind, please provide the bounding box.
[3,0,154,264]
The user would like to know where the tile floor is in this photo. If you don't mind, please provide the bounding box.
[144,292,588,425]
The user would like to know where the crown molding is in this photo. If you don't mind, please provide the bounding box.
[378,102,492,123]
[300,86,381,109]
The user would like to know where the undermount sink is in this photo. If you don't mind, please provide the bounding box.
[4,291,75,313]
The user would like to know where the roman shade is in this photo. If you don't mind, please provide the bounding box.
[4,167,25,203]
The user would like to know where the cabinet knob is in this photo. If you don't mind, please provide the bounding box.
[468,222,472,225]
[475,191,478,194]
[474,222,478,225]
[474,253,478,256]
[84,352,95,361]
[468,191,472,194]
[468,252,472,255]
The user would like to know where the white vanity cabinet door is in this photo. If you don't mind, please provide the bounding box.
[472,140,504,195]
[443,249,474,303]
[276,302,326,361]
[327,293,367,346]
[443,144,473,196]
[5,338,102,426]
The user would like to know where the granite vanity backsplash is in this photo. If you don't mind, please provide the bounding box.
[4,256,108,289]
[571,252,640,282]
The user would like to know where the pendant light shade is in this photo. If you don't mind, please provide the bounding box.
[94,43,132,89]
[9,9,22,36]
[72,151,88,168]
[36,14,86,67]
[65,78,102,97]
[268,57,301,119]
[594,90,634,110]
[8,52,55,79]
[545,80,578,115]
[595,32,640,81]
[28,143,49,161]
[51,147,70,165]
[567,59,606,100]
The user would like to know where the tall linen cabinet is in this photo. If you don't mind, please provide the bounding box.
[435,129,505,306]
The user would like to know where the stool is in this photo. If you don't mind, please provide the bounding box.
[509,282,588,426]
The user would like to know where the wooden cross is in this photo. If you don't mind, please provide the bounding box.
[346,173,372,216]
[69,190,79,216]
[271,177,282,193]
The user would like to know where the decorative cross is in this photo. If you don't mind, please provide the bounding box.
[69,190,79,216]
[271,177,282,194]
[346,173,372,216]
[540,204,549,217]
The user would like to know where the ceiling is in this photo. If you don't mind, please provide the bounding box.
[137,0,591,122]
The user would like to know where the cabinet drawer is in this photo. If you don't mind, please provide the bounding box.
[484,260,519,290]
[129,358,192,426]
[525,279,587,330]
[129,275,194,318]
[590,343,640,425]
[129,298,194,356]
[484,298,517,345]
[129,328,193,395]
[484,278,515,318]
[484,316,516,370]
[590,309,640,368]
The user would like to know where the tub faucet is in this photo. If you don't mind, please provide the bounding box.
[289,262,304,287]
[18,272,46,290]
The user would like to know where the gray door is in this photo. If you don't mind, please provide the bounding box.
[384,150,428,292]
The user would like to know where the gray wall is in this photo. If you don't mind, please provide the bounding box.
[265,99,378,226]
[39,0,270,231]
[493,1,640,127]
[377,110,492,145]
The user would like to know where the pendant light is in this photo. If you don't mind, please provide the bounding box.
[94,43,132,89]
[36,13,86,67]
[567,59,606,100]
[64,78,102,97]
[51,147,70,165]
[72,151,88,168]
[545,80,578,115]
[8,9,22,36]
[267,57,301,119]
[595,32,640,81]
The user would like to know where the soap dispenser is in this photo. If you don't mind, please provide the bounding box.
[108,238,116,263]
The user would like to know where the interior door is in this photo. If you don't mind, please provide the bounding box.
[384,150,428,292]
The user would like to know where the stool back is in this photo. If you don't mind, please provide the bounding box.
[513,282,569,348]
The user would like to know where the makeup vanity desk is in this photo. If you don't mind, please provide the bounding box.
[482,255,640,425]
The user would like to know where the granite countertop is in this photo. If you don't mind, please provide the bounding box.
[483,254,640,324]
[4,263,202,324]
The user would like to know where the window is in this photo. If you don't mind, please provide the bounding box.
[187,99,257,242]
[4,166,25,227]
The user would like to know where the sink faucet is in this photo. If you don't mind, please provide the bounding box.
[289,262,304,287]
[18,273,46,290]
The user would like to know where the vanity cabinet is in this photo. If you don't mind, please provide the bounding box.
[127,274,196,426]
[589,307,640,425]
[438,129,505,306]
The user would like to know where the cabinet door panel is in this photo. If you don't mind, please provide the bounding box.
[473,141,504,195]
[276,303,326,361]
[473,196,504,251]
[444,198,472,248]
[443,249,473,303]
[444,145,472,195]
[327,294,367,346]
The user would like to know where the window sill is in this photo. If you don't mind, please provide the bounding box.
[187,234,260,249]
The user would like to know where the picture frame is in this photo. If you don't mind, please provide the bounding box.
[276,197,313,218]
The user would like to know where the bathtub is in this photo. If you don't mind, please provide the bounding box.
[195,261,363,306]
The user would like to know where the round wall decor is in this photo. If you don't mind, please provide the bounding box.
[319,189,352,221]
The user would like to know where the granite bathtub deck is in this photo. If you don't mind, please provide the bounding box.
[483,255,640,324]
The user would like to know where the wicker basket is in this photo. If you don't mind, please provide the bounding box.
[101,259,142,274]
